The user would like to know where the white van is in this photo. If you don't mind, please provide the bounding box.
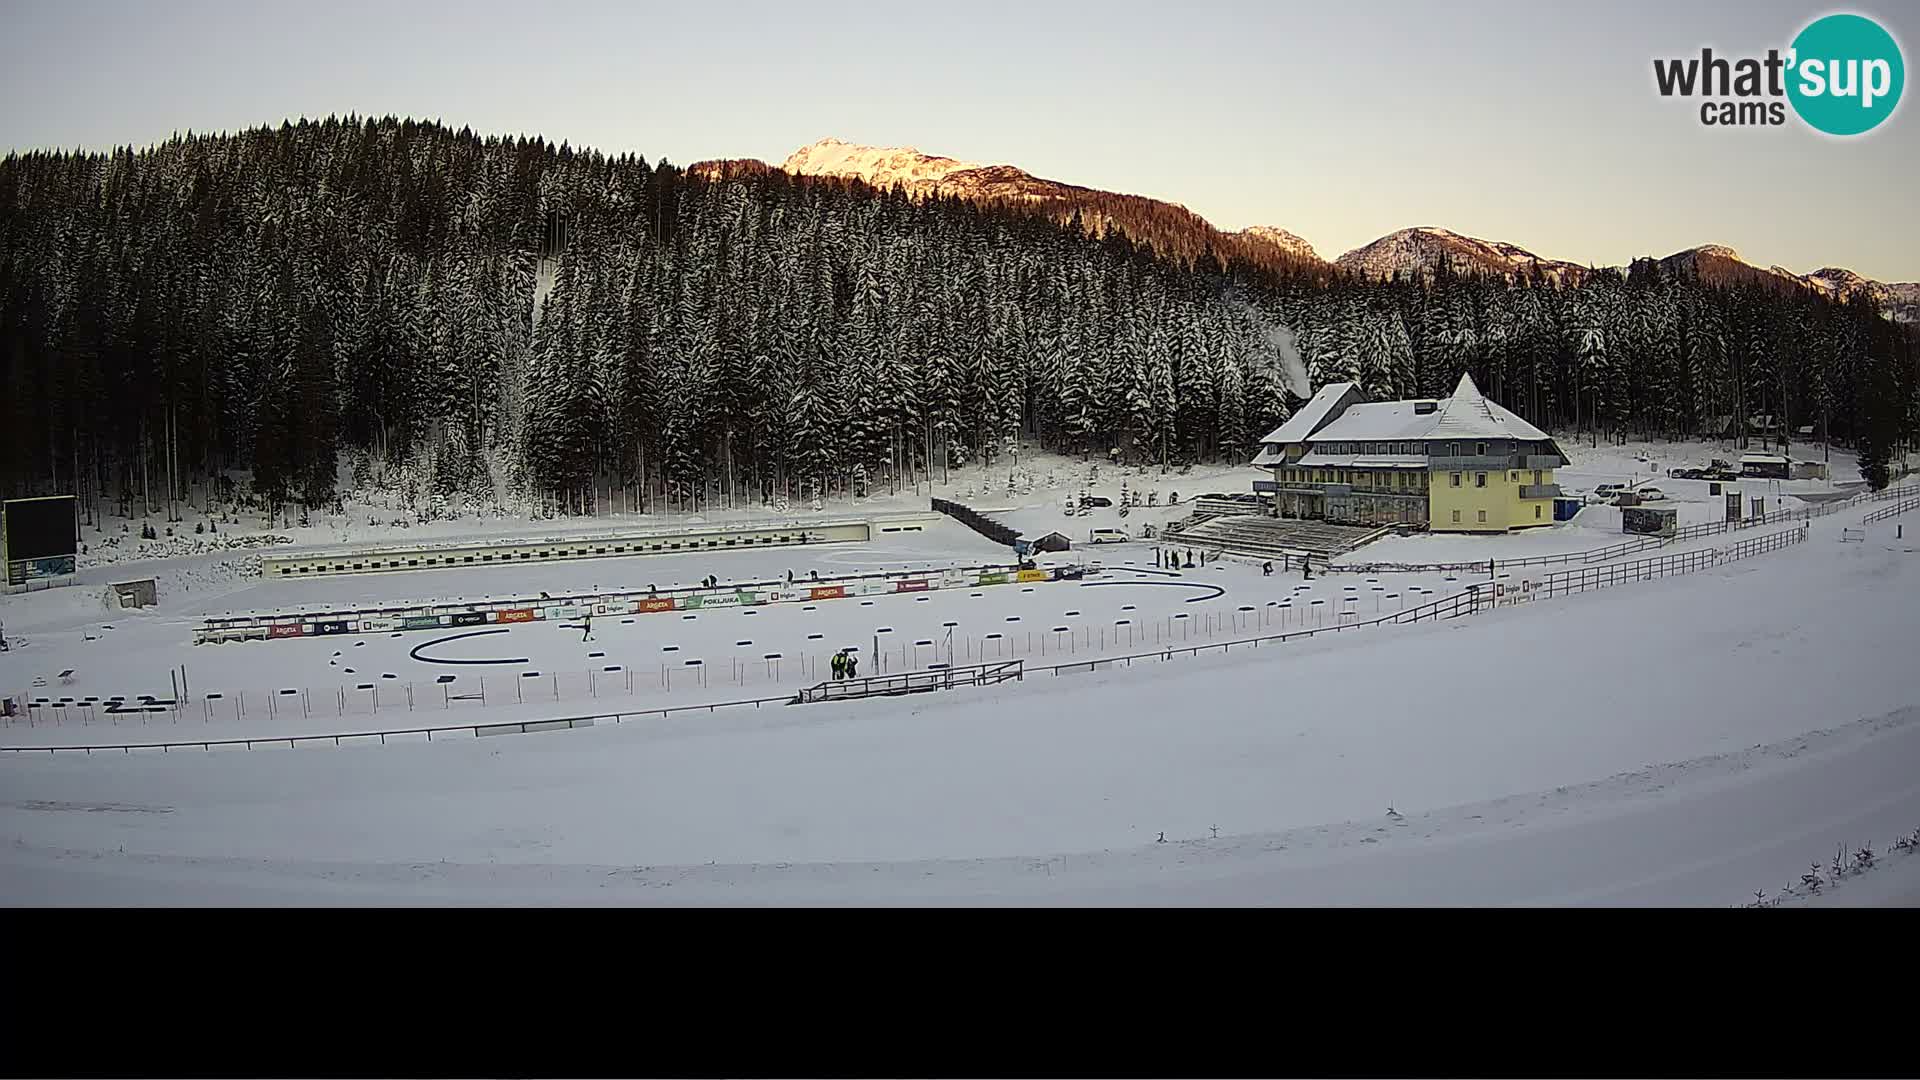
[1087,528,1131,544]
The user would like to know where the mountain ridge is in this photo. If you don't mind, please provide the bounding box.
[692,137,1915,317]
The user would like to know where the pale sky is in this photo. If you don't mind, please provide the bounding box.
[3,0,1915,280]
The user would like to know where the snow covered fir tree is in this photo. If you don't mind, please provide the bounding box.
[2,116,1916,520]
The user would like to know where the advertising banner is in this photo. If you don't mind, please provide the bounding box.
[1016,569,1048,583]
[7,554,77,585]
[450,611,487,627]
[268,623,305,639]
[313,621,350,635]
[678,596,704,610]
[975,573,1008,586]
[637,597,676,613]
[809,586,846,601]
[894,579,930,592]
[401,615,444,630]
[497,608,536,623]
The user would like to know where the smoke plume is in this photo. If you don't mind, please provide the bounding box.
[1227,294,1311,399]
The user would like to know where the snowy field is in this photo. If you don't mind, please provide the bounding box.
[2,517,1470,744]
[3,487,1917,904]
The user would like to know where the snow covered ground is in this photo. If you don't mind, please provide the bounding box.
[3,498,1915,905]
[1,518,1468,745]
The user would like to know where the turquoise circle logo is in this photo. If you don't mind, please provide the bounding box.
[1787,13,1905,135]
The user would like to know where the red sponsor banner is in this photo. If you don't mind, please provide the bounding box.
[808,586,846,601]
[497,608,536,623]
[894,579,930,593]
[268,623,305,639]
[638,597,677,613]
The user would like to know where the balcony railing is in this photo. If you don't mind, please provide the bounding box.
[1428,455,1513,471]
[1519,484,1562,500]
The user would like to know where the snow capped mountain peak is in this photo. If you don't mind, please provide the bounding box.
[779,137,990,192]
[1334,226,1583,283]
[1691,243,1745,262]
[1235,225,1319,262]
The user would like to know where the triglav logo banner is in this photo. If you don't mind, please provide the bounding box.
[1653,12,1905,134]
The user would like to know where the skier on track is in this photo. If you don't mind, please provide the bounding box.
[1263,560,1274,576]
[581,611,593,643]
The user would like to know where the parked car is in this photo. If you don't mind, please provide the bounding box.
[1087,527,1131,544]
[1668,467,1704,480]
[1592,483,1627,503]
[1635,486,1668,501]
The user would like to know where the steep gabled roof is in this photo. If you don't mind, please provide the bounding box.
[1256,382,1362,446]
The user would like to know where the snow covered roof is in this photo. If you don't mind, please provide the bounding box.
[1740,453,1790,464]
[1308,372,1552,444]
[1257,382,1361,445]
[1250,445,1287,467]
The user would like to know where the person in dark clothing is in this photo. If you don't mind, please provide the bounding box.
[648,584,657,597]
[581,613,594,642]
[786,569,794,586]
[1303,559,1313,580]
[1184,549,1195,568]
[810,569,819,581]
[1263,560,1274,576]
[845,652,859,678]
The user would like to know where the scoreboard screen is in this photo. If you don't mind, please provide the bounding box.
[3,495,78,585]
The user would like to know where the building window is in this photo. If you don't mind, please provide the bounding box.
[1451,472,1462,487]
[1478,509,1488,523]
[1533,469,1542,485]
[1534,505,1542,519]
[1509,471,1519,482]
[1475,473,1487,488]
[1476,442,1486,456]
[1452,509,1461,523]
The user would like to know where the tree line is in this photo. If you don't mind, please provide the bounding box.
[2,116,1914,521]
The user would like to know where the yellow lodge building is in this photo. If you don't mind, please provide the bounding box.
[1250,372,1569,533]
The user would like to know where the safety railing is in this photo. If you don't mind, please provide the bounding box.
[0,692,803,755]
[1031,586,1487,677]
[1538,525,1806,599]
[1862,497,1920,524]
[793,659,1024,703]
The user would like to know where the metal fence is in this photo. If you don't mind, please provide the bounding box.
[1862,497,1920,524]
[0,693,804,755]
[793,659,1025,703]
[1030,586,1488,677]
[1539,525,1806,599]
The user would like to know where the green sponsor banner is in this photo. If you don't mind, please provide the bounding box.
[735,591,763,605]
[680,595,704,610]
[976,573,1008,586]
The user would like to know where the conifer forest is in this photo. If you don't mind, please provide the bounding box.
[3,117,1915,518]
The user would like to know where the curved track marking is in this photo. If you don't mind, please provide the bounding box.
[1076,579,1226,603]
[408,628,531,666]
